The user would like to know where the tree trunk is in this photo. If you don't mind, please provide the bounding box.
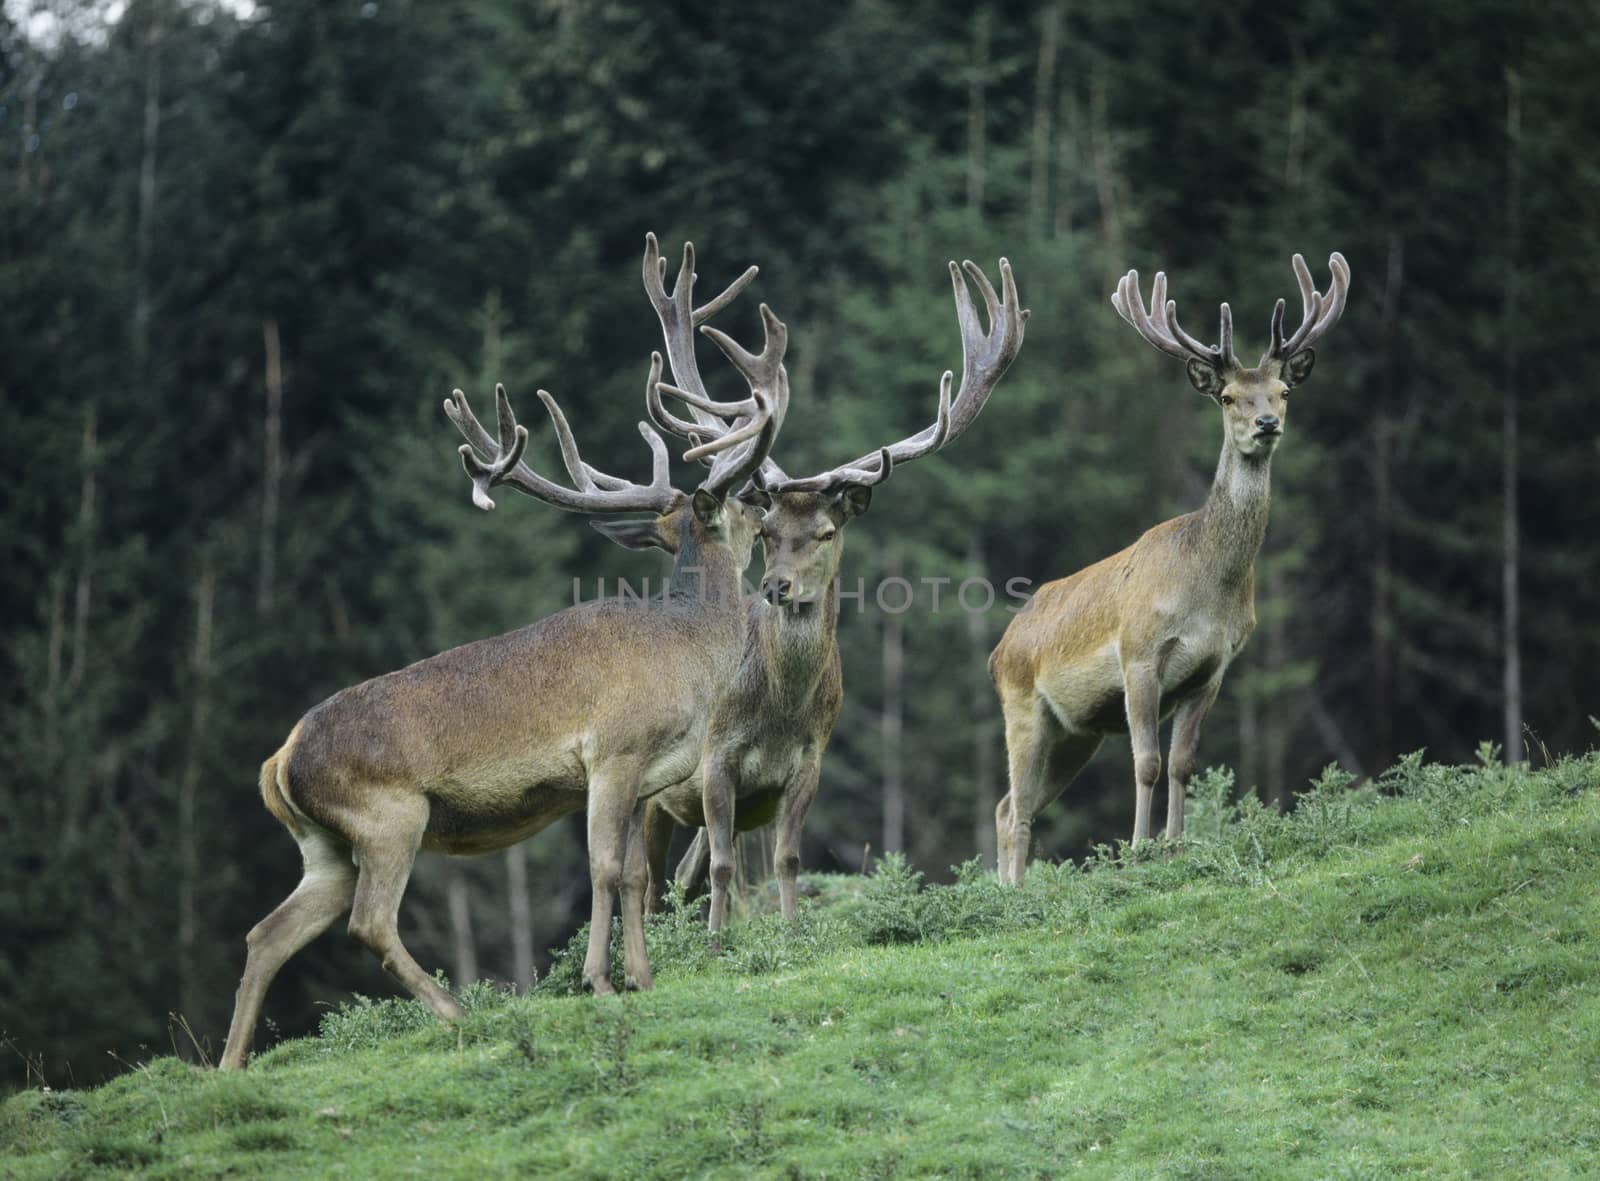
[45,571,65,759]
[132,2,162,377]
[967,543,997,867]
[259,318,285,616]
[65,406,96,694]
[1501,67,1524,762]
[1371,236,1404,768]
[1055,72,1080,240]
[881,558,905,855]
[1264,564,1288,804]
[177,559,215,1035]
[445,861,478,988]
[1087,61,1123,271]
[965,7,990,215]
[1237,655,1260,799]
[505,844,533,992]
[1028,3,1059,236]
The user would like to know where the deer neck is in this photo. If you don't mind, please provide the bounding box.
[666,530,747,612]
[1198,432,1273,588]
[753,580,839,703]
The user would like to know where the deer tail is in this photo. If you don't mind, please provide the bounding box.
[258,725,306,837]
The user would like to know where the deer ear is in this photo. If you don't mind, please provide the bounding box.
[690,488,726,528]
[833,484,872,520]
[738,487,773,512]
[1185,358,1227,400]
[591,517,673,552]
[1282,347,1316,388]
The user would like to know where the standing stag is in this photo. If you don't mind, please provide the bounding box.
[220,235,781,1069]
[640,259,1027,931]
[990,253,1350,880]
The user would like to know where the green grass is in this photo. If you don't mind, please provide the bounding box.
[5,746,1600,1179]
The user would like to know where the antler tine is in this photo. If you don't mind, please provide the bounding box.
[768,258,1024,494]
[641,232,758,437]
[690,303,789,497]
[946,257,1028,439]
[1266,251,1350,362]
[643,349,719,453]
[444,369,677,515]
[1113,268,1238,370]
[447,384,530,511]
[1267,298,1287,358]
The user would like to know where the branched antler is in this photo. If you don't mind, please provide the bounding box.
[1112,268,1238,371]
[1113,252,1351,375]
[445,364,678,515]
[663,303,789,498]
[649,258,1025,495]
[448,232,786,516]
[1260,252,1350,365]
[640,233,776,460]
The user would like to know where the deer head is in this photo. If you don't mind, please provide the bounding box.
[1112,253,1350,459]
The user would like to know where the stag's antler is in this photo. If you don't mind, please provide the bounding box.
[639,233,782,468]
[448,233,784,514]
[1112,268,1239,372]
[1260,252,1350,366]
[648,258,1026,494]
[444,364,679,515]
[771,259,1027,492]
[1113,252,1351,375]
[665,303,788,498]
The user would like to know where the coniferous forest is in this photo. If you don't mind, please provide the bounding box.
[2,0,1596,1086]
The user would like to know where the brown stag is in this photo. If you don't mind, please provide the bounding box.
[219,235,780,1068]
[990,253,1349,881]
[640,258,1027,930]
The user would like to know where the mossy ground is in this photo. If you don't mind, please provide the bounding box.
[5,748,1598,1179]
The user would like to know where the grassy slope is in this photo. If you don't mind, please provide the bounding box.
[5,751,1599,1180]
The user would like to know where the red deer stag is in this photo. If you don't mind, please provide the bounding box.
[990,252,1350,881]
[219,235,780,1069]
[640,258,1027,931]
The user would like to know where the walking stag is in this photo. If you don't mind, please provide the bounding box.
[220,235,780,1068]
[990,253,1349,880]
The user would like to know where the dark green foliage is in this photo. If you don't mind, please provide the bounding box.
[1,0,1598,1092]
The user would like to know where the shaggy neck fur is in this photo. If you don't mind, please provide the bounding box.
[666,516,747,607]
[1199,427,1273,588]
[753,579,840,705]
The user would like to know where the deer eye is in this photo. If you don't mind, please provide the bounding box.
[1219,394,1235,406]
[815,527,836,543]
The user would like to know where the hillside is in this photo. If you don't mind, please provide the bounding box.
[4,748,1598,1180]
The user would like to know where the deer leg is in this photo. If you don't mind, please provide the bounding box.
[1165,679,1222,841]
[618,803,655,991]
[345,794,465,1024]
[1124,666,1163,844]
[994,793,1015,884]
[1000,708,1051,886]
[703,756,738,935]
[220,829,356,1070]
[641,799,675,916]
[774,760,821,921]
[582,761,646,995]
[674,828,710,901]
[1000,702,1095,885]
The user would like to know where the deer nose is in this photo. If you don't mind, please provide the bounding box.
[763,578,794,604]
[1255,414,1281,433]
